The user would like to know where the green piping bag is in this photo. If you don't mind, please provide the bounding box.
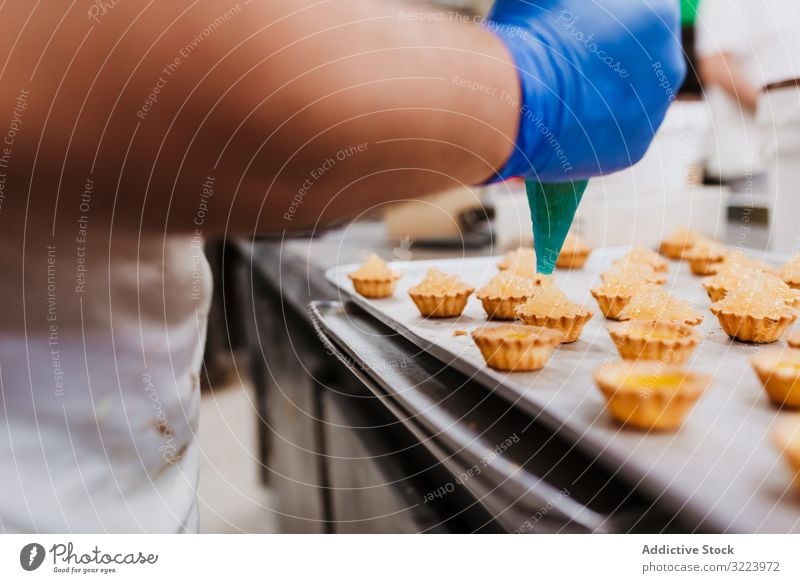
[525,180,589,275]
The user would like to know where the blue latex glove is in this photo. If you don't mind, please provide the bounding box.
[487,0,686,182]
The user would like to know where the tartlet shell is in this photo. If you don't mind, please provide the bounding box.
[591,288,634,320]
[687,256,725,276]
[556,249,591,269]
[659,240,690,260]
[751,350,800,409]
[772,418,800,491]
[702,280,727,302]
[348,273,402,299]
[477,294,531,321]
[710,306,798,344]
[515,310,593,343]
[784,278,800,291]
[594,363,709,431]
[788,331,800,348]
[780,264,800,290]
[471,325,562,372]
[408,288,474,318]
[608,321,700,364]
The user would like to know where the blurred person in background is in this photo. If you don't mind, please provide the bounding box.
[696,0,800,184]
[0,0,683,532]
[696,0,800,251]
[696,0,762,183]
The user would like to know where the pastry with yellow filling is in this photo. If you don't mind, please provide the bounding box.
[591,278,659,320]
[471,324,563,372]
[555,234,592,269]
[703,269,800,306]
[347,253,402,298]
[476,272,539,320]
[710,286,798,343]
[751,348,800,409]
[772,416,800,492]
[594,361,710,431]
[614,246,669,273]
[602,261,667,286]
[659,229,704,260]
[407,268,474,318]
[618,288,704,326]
[779,255,800,290]
[608,321,700,364]
[515,279,593,343]
[684,240,728,276]
[788,330,800,349]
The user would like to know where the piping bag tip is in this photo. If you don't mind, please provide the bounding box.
[525,179,589,275]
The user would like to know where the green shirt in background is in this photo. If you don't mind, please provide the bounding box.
[681,0,700,25]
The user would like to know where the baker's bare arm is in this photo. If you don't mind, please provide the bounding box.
[0,0,518,236]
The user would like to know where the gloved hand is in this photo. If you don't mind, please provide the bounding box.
[487,0,686,182]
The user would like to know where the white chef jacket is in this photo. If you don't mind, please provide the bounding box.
[695,0,800,179]
[0,230,211,533]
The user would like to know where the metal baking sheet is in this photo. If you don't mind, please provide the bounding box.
[325,246,800,533]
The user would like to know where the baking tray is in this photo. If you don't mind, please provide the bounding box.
[309,301,612,533]
[326,247,800,533]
